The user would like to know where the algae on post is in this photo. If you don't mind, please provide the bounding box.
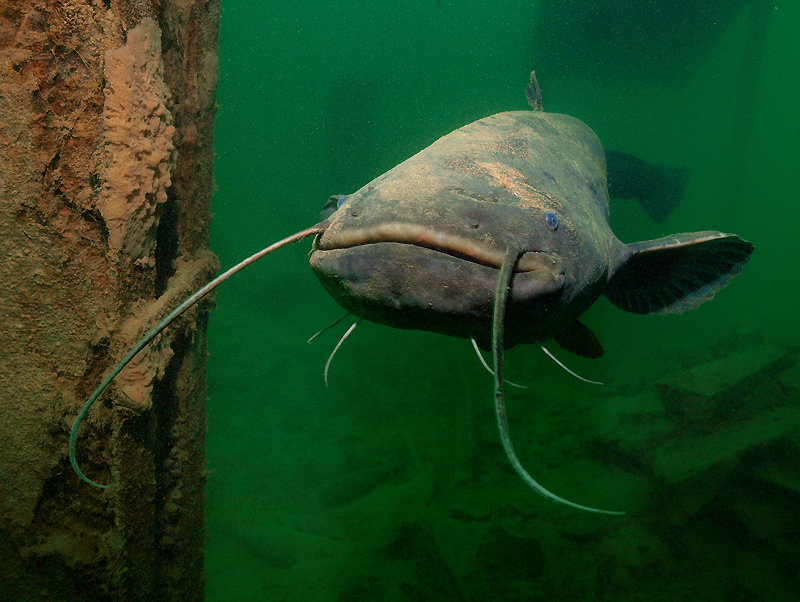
[101,17,176,262]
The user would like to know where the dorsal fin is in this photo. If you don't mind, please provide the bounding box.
[526,71,543,111]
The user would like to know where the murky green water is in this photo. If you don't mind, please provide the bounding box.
[205,2,800,600]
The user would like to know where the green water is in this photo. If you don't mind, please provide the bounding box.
[205,2,800,600]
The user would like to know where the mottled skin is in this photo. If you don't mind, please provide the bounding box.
[311,108,752,356]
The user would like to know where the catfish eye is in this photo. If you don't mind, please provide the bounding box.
[320,195,348,220]
[545,211,559,230]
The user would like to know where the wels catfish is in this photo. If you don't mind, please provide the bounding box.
[70,72,753,514]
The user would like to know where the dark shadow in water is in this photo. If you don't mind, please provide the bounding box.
[534,0,751,84]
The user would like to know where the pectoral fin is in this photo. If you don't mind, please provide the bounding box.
[552,321,604,358]
[605,232,754,315]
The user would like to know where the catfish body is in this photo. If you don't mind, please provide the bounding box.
[310,108,752,356]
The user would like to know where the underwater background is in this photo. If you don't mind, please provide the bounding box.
[204,1,800,600]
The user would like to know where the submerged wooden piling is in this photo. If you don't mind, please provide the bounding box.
[0,2,220,599]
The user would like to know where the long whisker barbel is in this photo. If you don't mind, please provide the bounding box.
[69,224,326,488]
[323,319,361,387]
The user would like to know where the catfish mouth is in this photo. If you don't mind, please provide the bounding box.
[316,221,565,275]
[311,221,566,345]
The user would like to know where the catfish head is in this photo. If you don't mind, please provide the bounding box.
[310,108,618,354]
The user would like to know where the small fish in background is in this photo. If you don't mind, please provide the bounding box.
[70,72,753,515]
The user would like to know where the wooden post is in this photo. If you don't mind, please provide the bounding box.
[0,2,219,600]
